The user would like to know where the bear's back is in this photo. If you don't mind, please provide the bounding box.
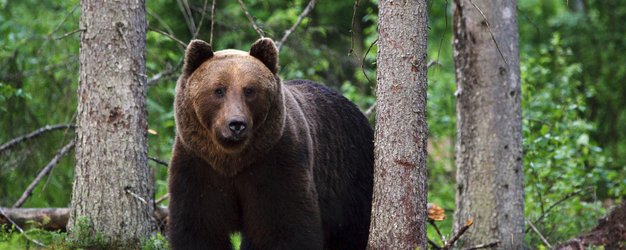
[284,80,374,250]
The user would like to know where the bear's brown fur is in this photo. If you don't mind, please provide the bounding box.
[168,38,373,250]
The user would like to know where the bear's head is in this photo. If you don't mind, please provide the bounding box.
[175,38,285,175]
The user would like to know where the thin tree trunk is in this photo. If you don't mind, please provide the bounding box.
[368,0,428,249]
[68,0,155,248]
[452,0,524,249]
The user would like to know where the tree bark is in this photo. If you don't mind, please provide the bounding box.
[368,0,428,249]
[452,0,524,249]
[68,0,155,248]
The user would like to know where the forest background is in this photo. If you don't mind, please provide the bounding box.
[1,0,625,248]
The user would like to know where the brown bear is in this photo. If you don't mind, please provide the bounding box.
[168,38,373,250]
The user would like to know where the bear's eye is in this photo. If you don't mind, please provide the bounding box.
[244,88,255,97]
[214,88,225,98]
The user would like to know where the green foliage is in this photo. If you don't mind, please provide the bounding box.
[521,33,622,246]
[0,224,70,249]
[142,233,169,250]
[67,216,107,249]
[231,232,242,250]
[1,0,626,248]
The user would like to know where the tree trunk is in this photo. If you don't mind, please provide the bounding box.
[368,0,428,249]
[68,0,155,248]
[452,0,524,249]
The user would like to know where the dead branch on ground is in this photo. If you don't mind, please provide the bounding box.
[0,207,46,247]
[0,207,168,232]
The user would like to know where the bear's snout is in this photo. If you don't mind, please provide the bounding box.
[228,119,247,135]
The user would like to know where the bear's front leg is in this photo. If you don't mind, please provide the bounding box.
[168,141,239,250]
[236,163,324,250]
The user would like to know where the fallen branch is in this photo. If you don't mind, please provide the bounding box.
[0,207,69,231]
[0,207,46,247]
[464,241,500,250]
[0,124,75,153]
[0,207,169,232]
[236,0,265,38]
[276,0,317,51]
[13,140,76,208]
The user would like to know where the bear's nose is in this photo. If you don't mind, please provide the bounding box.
[228,120,247,135]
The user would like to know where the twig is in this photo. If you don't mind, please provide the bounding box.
[464,241,500,250]
[526,188,587,233]
[468,0,509,68]
[148,156,169,167]
[13,141,76,208]
[147,9,176,36]
[148,27,187,49]
[348,0,361,56]
[48,3,79,37]
[436,0,449,66]
[428,238,443,250]
[428,60,443,68]
[276,0,317,51]
[526,219,553,248]
[192,0,209,40]
[147,60,183,86]
[236,0,265,38]
[0,124,75,153]
[177,0,197,36]
[442,218,474,250]
[209,0,216,46]
[54,29,84,40]
[124,187,149,205]
[156,194,169,205]
[363,101,376,117]
[0,207,46,247]
[360,38,377,85]
[429,220,447,244]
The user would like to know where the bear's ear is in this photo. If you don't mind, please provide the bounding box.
[249,38,279,74]
[183,40,214,76]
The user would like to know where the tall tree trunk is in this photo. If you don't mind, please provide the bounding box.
[368,0,428,249]
[68,0,155,248]
[452,0,524,249]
